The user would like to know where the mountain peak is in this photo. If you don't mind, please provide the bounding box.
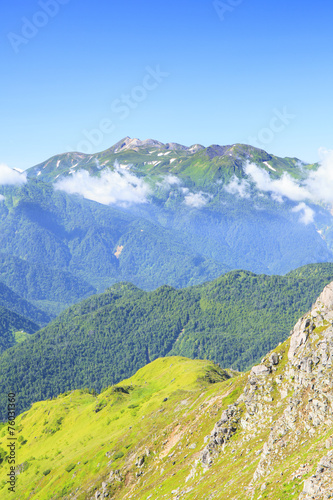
[108,137,205,154]
[112,137,165,153]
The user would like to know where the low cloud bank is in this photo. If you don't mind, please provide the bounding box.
[184,190,211,208]
[224,176,250,198]
[304,149,333,205]
[292,202,315,224]
[54,163,151,207]
[0,164,27,185]
[244,162,310,202]
[244,151,333,206]
[230,151,333,224]
[158,174,182,189]
[0,194,5,202]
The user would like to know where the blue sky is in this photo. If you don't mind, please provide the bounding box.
[1,0,333,169]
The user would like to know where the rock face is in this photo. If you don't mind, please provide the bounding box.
[201,403,242,467]
[199,280,333,499]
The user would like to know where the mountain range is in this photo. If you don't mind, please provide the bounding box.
[1,262,333,421]
[1,137,333,318]
[1,280,333,499]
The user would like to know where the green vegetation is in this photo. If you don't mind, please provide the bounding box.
[0,252,96,317]
[0,280,49,325]
[0,263,333,420]
[0,356,237,500]
[0,306,40,354]
[0,347,328,500]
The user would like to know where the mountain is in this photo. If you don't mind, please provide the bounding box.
[2,280,333,499]
[1,262,333,421]
[0,179,228,315]
[25,137,310,185]
[1,138,332,315]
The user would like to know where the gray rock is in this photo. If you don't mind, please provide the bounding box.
[302,476,321,495]
[251,365,271,377]
[288,317,310,360]
[135,455,145,467]
[269,352,279,365]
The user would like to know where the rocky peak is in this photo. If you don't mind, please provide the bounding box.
[113,137,165,153]
[110,137,204,154]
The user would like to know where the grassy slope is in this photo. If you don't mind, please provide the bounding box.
[0,357,239,500]
[1,346,330,499]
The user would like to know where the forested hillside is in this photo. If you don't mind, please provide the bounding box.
[1,262,333,420]
[0,281,50,325]
[0,306,39,354]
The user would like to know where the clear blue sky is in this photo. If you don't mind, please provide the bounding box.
[1,0,333,169]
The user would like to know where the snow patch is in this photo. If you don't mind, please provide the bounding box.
[263,161,276,172]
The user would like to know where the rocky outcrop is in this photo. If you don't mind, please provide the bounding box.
[201,403,242,467]
[300,450,333,499]
[199,280,333,498]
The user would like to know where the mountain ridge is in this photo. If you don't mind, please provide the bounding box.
[2,280,333,498]
[1,262,333,421]
[25,138,306,184]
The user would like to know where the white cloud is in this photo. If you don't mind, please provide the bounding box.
[0,164,27,185]
[0,194,4,202]
[224,175,250,198]
[164,174,181,186]
[184,191,211,208]
[292,202,314,224]
[241,153,333,223]
[304,149,333,205]
[244,162,310,202]
[156,174,181,189]
[243,152,333,209]
[54,164,151,207]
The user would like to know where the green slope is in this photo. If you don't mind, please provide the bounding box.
[1,263,333,420]
[0,305,40,354]
[0,281,50,326]
[2,328,333,499]
[0,356,238,500]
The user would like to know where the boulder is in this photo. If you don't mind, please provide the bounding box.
[251,365,271,377]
